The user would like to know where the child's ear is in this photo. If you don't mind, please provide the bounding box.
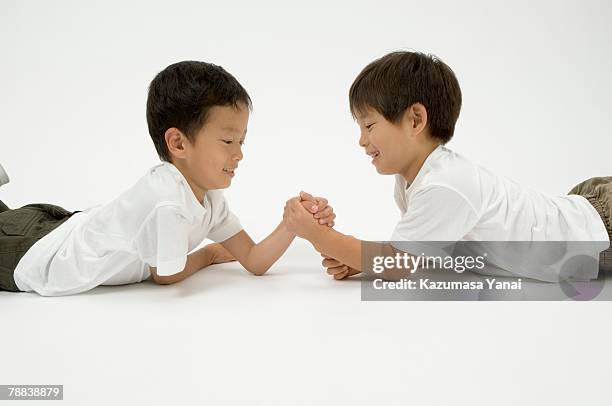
[164,127,188,159]
[404,103,428,135]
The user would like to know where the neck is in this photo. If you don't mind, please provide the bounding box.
[184,176,207,205]
[171,160,207,205]
[400,141,441,184]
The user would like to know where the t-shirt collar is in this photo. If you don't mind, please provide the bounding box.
[402,143,445,191]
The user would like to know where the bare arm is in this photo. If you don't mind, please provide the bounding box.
[220,224,295,276]
[282,197,363,270]
[150,192,336,281]
[283,197,408,279]
[220,192,336,276]
[312,229,411,280]
[309,226,363,271]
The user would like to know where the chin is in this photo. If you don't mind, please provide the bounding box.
[374,165,391,175]
[202,180,229,191]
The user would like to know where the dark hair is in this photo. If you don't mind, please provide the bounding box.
[349,51,462,144]
[146,61,252,162]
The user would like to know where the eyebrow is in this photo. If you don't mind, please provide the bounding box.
[221,127,247,136]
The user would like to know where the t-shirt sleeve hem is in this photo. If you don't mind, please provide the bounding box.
[155,255,188,277]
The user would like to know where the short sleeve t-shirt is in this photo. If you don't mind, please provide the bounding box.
[13,161,243,296]
[391,145,610,281]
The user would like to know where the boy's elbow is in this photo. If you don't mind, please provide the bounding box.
[151,274,174,285]
[149,266,176,285]
[247,265,268,276]
[153,277,173,285]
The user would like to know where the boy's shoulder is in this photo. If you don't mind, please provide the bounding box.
[393,146,490,216]
[102,162,234,235]
[415,146,482,194]
[144,164,233,220]
[141,163,187,205]
[111,162,202,222]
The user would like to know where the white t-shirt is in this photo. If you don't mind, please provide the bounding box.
[391,145,610,281]
[14,161,243,296]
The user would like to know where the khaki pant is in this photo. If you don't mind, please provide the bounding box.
[568,176,612,271]
[0,202,80,291]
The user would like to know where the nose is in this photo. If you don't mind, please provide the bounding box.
[359,130,368,149]
[234,145,243,162]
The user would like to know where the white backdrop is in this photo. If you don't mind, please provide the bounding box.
[1,0,610,243]
[2,2,612,405]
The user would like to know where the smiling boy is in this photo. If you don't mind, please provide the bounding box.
[282,51,611,282]
[0,61,335,295]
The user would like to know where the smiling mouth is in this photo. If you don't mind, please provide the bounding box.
[369,151,380,163]
[223,168,236,177]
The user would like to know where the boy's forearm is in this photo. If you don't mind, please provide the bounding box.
[309,227,362,271]
[244,221,296,275]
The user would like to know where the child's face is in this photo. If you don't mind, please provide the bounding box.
[357,107,418,176]
[183,103,249,191]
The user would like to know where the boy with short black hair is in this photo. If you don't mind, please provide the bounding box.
[283,51,611,282]
[0,61,335,296]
